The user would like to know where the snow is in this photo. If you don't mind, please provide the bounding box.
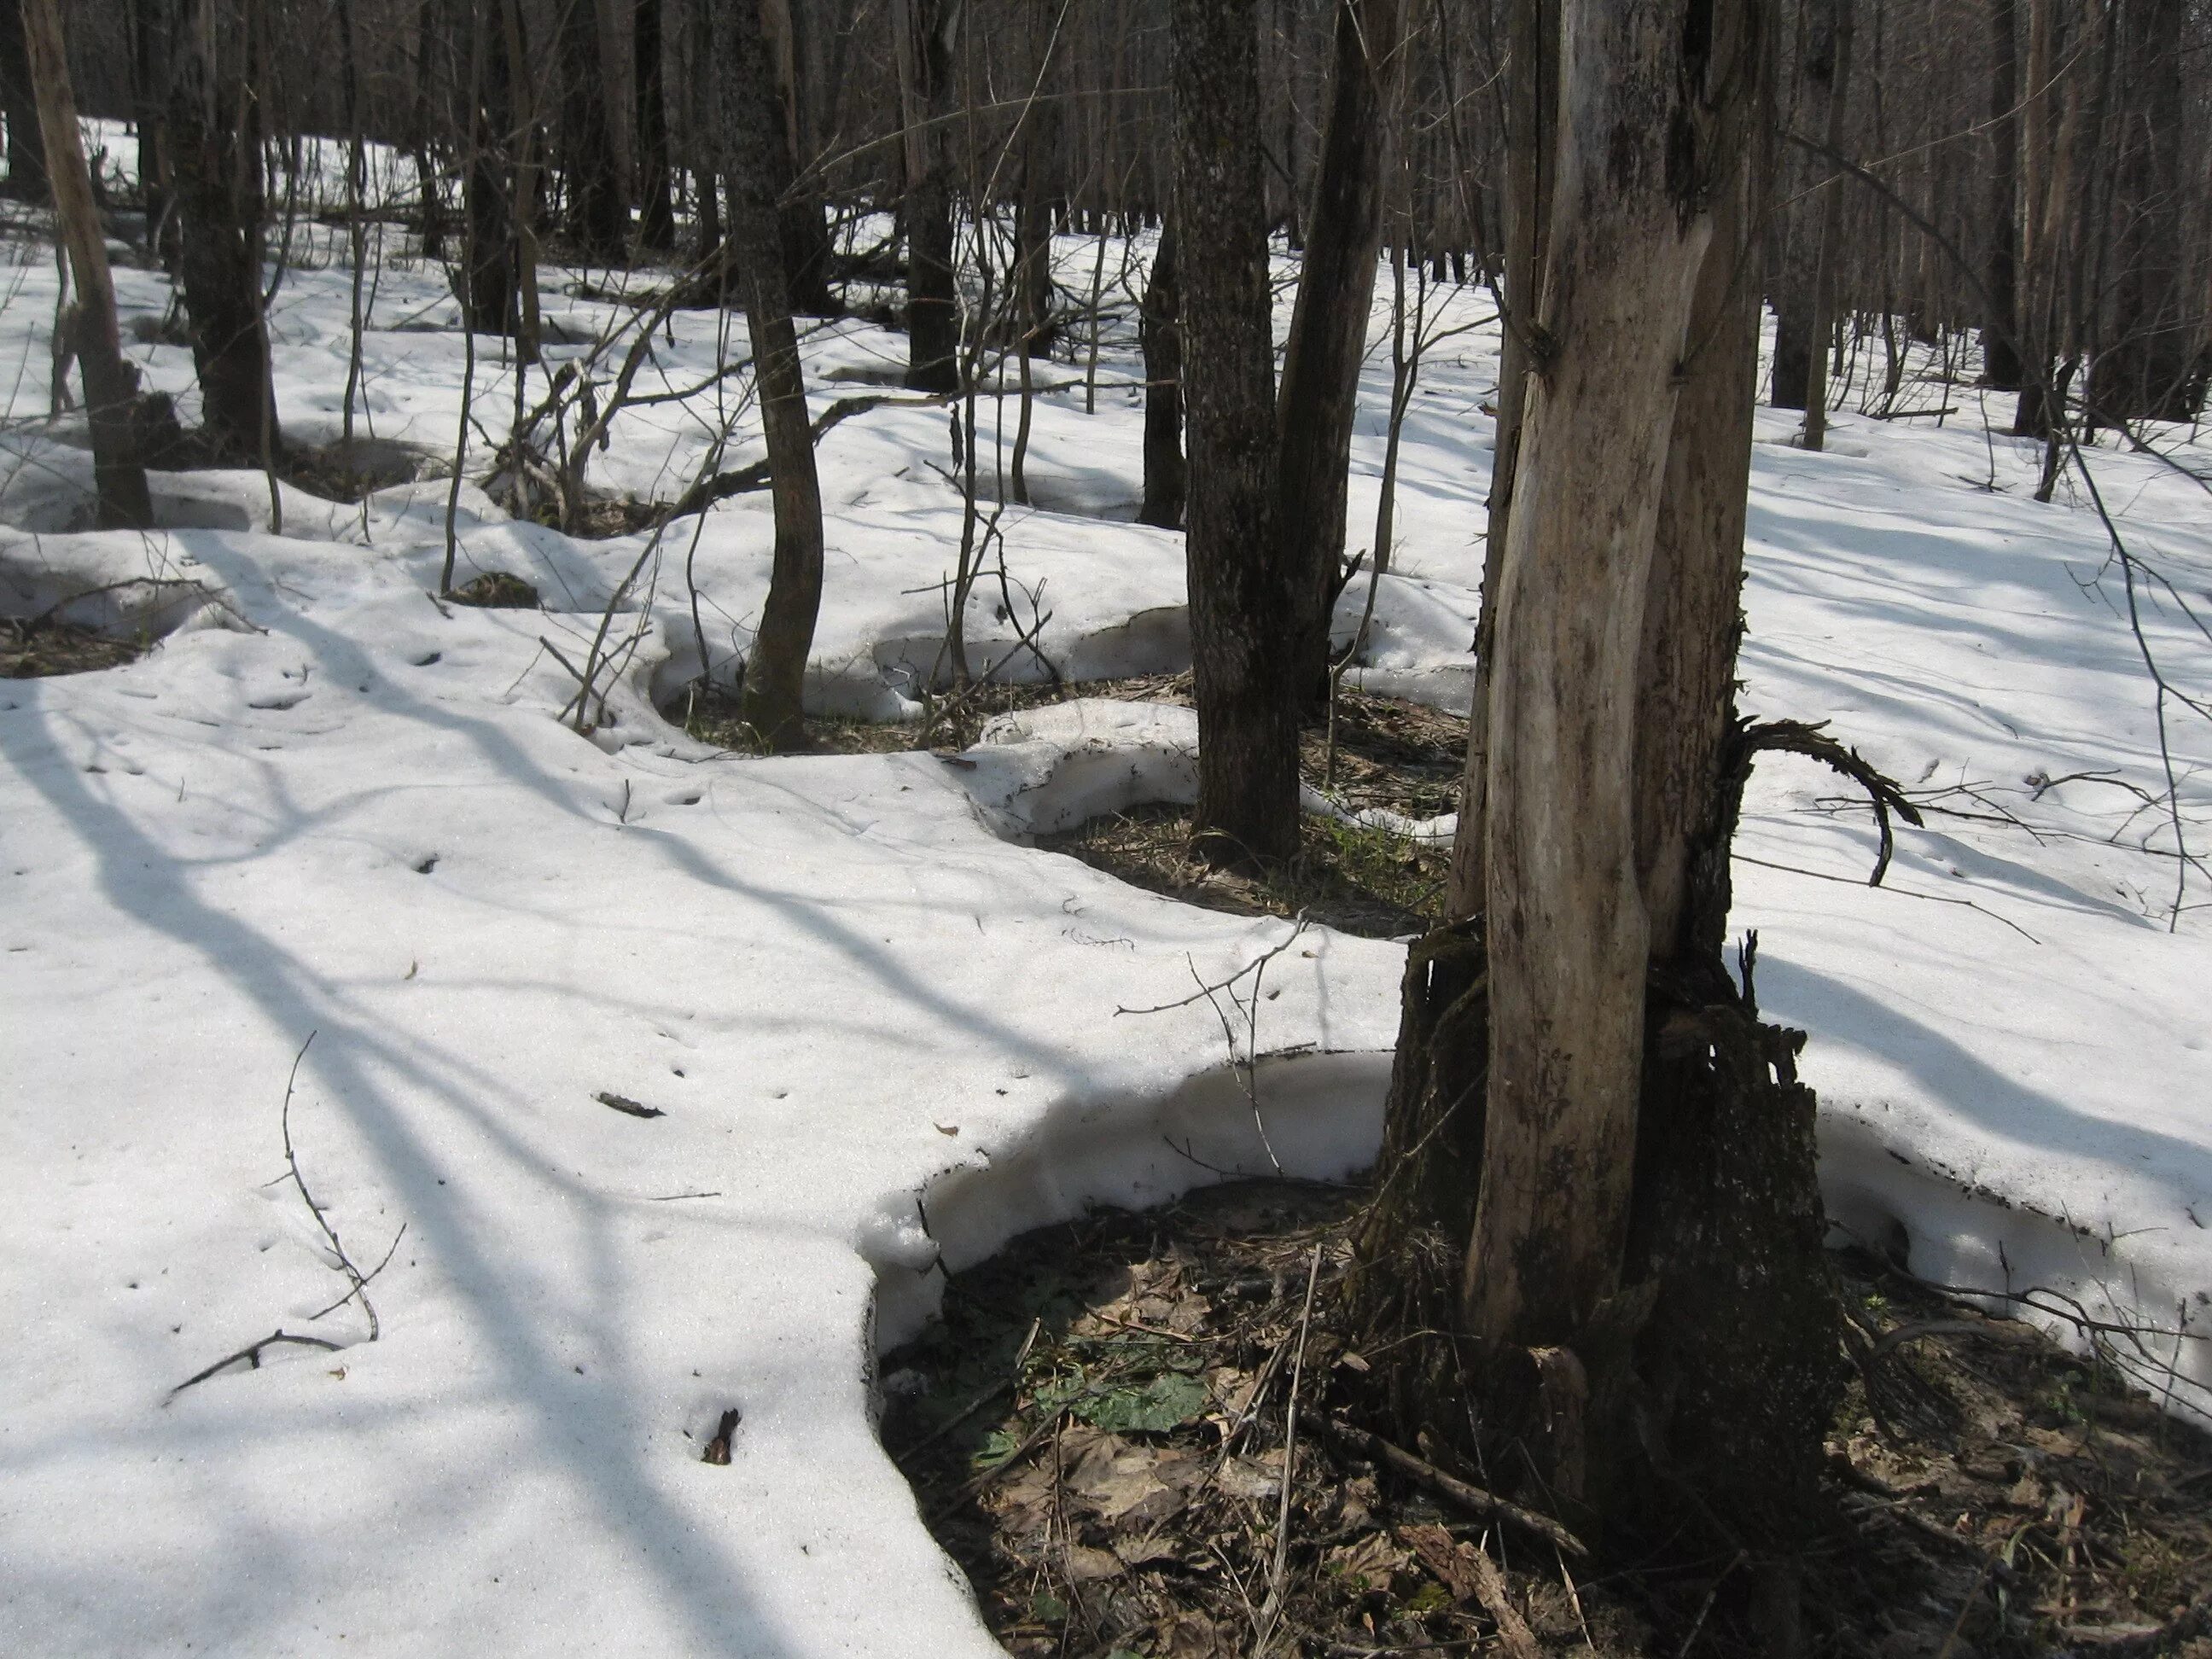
[3,136,2209,1652]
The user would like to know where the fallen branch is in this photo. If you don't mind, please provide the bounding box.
[595,1090,664,1120]
[1317,1417,1589,1558]
[662,391,953,521]
[169,1329,342,1398]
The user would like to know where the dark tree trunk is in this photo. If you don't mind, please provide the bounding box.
[465,0,521,336]
[1771,0,1845,413]
[24,0,149,527]
[897,0,958,393]
[685,0,722,269]
[718,0,824,754]
[1137,228,1186,531]
[0,0,46,203]
[633,0,674,252]
[1276,0,1404,701]
[1799,0,1853,451]
[167,0,279,463]
[412,0,446,264]
[1982,0,2023,390]
[130,0,170,257]
[761,0,834,316]
[1173,0,1296,870]
[2086,0,2197,424]
[558,0,626,260]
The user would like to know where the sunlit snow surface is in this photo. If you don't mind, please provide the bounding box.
[2,125,2208,1654]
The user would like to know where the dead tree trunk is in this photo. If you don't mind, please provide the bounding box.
[1136,227,1185,530]
[1276,0,1404,701]
[23,0,150,527]
[167,0,281,463]
[1447,0,1555,919]
[1173,0,1297,870]
[718,0,825,754]
[1354,0,1837,1581]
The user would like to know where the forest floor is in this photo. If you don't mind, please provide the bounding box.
[4,127,2211,1656]
[888,1181,2212,1659]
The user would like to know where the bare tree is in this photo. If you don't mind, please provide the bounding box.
[718,0,826,753]
[23,0,150,527]
[0,0,46,202]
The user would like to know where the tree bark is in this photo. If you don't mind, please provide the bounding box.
[895,0,958,392]
[166,0,280,463]
[634,0,675,251]
[0,0,47,203]
[1173,0,1297,870]
[2085,0,2197,423]
[1798,0,1852,451]
[1982,0,2023,390]
[464,0,521,336]
[23,0,150,528]
[1447,0,1556,921]
[760,0,834,316]
[1137,227,1185,531]
[559,0,626,260]
[1276,0,1405,702]
[719,0,824,754]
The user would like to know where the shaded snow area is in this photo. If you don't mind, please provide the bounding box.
[3,160,2210,1651]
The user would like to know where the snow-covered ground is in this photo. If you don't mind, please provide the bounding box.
[2,137,2209,1653]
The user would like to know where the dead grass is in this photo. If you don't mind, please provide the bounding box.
[885,1184,2212,1659]
[1,614,150,678]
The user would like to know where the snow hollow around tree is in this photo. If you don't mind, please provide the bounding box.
[1,126,2209,1655]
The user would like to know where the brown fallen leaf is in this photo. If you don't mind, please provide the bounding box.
[701,1406,741,1464]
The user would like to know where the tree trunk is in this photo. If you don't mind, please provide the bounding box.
[1447,0,1556,921]
[131,0,172,260]
[465,0,521,335]
[895,0,958,392]
[1173,0,1296,870]
[559,0,626,260]
[1136,227,1185,531]
[719,0,824,754]
[1359,0,1837,1570]
[634,0,674,252]
[23,0,150,527]
[1982,0,2023,390]
[167,0,280,463]
[1799,0,1853,451]
[2085,0,2196,423]
[1276,0,1405,703]
[0,0,47,203]
[760,0,834,316]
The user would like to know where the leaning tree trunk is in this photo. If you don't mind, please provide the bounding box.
[0,0,47,203]
[1173,0,1297,870]
[23,0,150,527]
[1276,0,1404,702]
[1136,226,1186,531]
[718,0,824,754]
[167,0,280,464]
[1353,0,1837,1582]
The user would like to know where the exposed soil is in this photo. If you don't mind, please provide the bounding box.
[445,570,543,609]
[884,1181,2212,1659]
[1,614,151,678]
[671,673,1464,938]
